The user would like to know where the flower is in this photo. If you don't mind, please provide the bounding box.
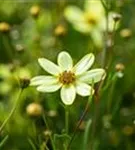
[64,0,120,47]
[64,0,104,34]
[30,51,106,105]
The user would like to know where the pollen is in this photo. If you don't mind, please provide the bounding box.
[59,71,75,85]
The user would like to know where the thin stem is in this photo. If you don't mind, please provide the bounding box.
[65,107,69,134]
[42,113,56,150]
[42,113,50,129]
[106,21,118,68]
[89,80,106,149]
[107,74,117,112]
[0,135,9,148]
[64,106,69,150]
[101,0,109,68]
[89,98,100,150]
[28,138,37,150]
[101,0,108,11]
[2,35,13,61]
[67,95,93,150]
[0,89,23,134]
[112,96,122,118]
[82,119,92,150]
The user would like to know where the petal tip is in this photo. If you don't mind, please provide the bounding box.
[89,53,95,60]
[62,96,75,105]
[38,58,44,63]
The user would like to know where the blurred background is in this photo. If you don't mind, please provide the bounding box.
[0,0,135,149]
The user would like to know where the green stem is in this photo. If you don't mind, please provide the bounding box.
[65,107,69,135]
[89,80,105,149]
[65,107,69,150]
[89,99,100,150]
[101,0,108,10]
[101,1,109,68]
[0,135,9,148]
[0,89,23,134]
[82,119,92,150]
[106,21,118,69]
[28,138,37,150]
[67,95,93,150]
[112,96,122,118]
[107,74,117,113]
[42,113,56,150]
[2,35,13,61]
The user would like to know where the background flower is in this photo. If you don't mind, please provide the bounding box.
[64,0,120,47]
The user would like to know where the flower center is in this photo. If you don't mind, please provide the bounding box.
[85,14,97,25]
[59,71,75,85]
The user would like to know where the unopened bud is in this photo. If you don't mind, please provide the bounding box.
[26,103,43,116]
[20,78,30,89]
[120,28,132,38]
[54,24,67,36]
[0,22,10,33]
[30,5,41,18]
[44,130,52,137]
[15,44,24,53]
[112,13,122,22]
[115,63,125,72]
[47,110,57,117]
[115,63,125,78]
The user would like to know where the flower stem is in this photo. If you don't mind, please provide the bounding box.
[65,107,69,135]
[82,119,92,150]
[42,113,56,150]
[0,89,23,134]
[2,35,13,61]
[89,80,105,149]
[101,0,110,68]
[107,74,118,113]
[0,135,9,149]
[67,95,93,150]
[64,106,69,150]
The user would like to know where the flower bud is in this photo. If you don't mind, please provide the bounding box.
[112,13,122,22]
[115,63,125,78]
[0,22,11,33]
[30,5,40,18]
[120,28,132,38]
[115,63,125,72]
[26,103,43,117]
[54,24,67,37]
[47,110,57,117]
[15,44,24,53]
[44,130,52,137]
[20,78,30,89]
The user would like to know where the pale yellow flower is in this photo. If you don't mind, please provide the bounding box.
[30,51,106,105]
[64,0,119,47]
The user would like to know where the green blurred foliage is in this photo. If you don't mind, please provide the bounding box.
[0,0,135,150]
